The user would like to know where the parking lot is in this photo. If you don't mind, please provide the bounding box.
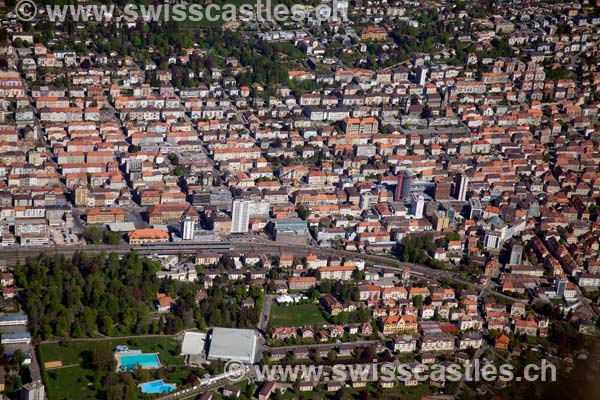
[51,227,79,246]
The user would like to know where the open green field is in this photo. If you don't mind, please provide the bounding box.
[270,303,327,328]
[38,336,187,400]
[38,336,184,367]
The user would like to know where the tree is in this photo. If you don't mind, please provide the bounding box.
[413,295,424,309]
[167,153,179,166]
[327,350,337,361]
[88,342,116,371]
[446,232,461,241]
[173,165,185,176]
[124,382,138,400]
[245,383,256,398]
[83,226,103,244]
[421,105,432,119]
[319,280,332,294]
[103,230,122,245]
[99,315,115,336]
[297,205,309,220]
[80,59,91,69]
[5,373,21,393]
[11,349,24,367]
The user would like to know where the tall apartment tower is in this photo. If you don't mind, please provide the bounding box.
[454,173,469,201]
[410,193,425,219]
[21,381,45,400]
[416,66,428,85]
[181,216,195,240]
[555,276,567,298]
[231,199,251,233]
[509,244,523,265]
[395,171,413,202]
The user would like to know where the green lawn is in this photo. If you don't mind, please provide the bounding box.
[42,367,98,400]
[38,337,184,368]
[38,337,187,400]
[270,303,327,328]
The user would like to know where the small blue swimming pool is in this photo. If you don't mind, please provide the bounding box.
[117,353,161,370]
[139,379,176,394]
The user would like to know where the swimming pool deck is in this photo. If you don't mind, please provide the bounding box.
[114,349,162,371]
[138,379,176,394]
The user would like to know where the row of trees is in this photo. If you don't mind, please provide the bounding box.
[15,251,266,340]
[82,226,122,245]
[198,284,263,329]
[399,234,436,265]
[14,252,206,339]
[15,251,164,338]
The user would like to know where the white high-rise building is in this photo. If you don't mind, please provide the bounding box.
[21,381,45,400]
[231,199,251,233]
[410,193,425,219]
[416,66,428,86]
[509,244,523,265]
[181,216,195,240]
[455,173,469,201]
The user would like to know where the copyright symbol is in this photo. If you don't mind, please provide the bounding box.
[15,0,37,22]
[223,360,246,382]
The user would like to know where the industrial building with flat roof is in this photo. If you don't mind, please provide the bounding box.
[207,328,259,364]
[273,218,311,246]
[1,332,31,345]
[0,313,28,326]
[180,331,207,365]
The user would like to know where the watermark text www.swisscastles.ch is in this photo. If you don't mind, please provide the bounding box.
[14,0,349,24]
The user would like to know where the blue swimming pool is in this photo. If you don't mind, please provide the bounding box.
[139,379,176,394]
[117,353,161,370]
